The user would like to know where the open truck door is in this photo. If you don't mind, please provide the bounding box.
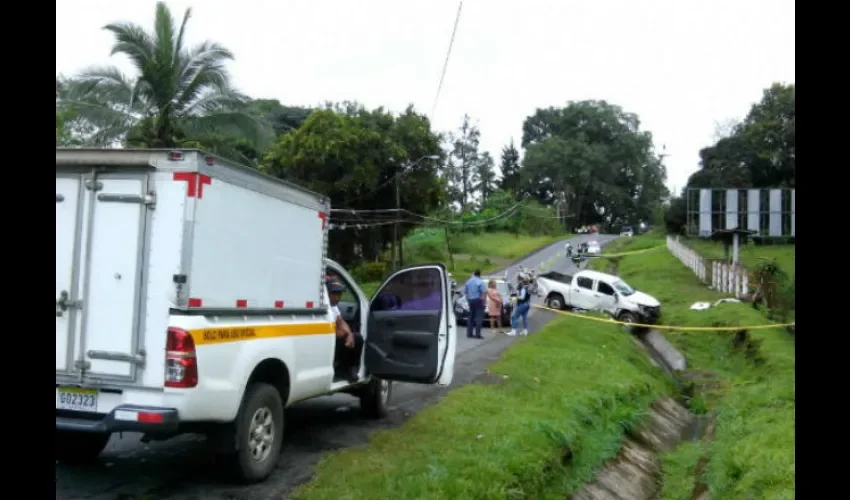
[365,263,455,386]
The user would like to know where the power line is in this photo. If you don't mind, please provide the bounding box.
[430,0,463,118]
[329,200,526,230]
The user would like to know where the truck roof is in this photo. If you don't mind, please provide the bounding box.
[55,147,329,207]
[576,269,620,282]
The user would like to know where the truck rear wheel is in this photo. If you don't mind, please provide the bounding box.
[226,382,284,483]
[55,430,109,464]
[360,378,392,419]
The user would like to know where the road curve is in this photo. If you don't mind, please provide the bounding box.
[56,234,619,500]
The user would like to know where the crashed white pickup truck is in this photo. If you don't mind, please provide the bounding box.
[536,269,661,325]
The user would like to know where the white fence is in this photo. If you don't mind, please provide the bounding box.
[666,236,750,298]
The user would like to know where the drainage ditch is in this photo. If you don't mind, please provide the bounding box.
[570,329,718,500]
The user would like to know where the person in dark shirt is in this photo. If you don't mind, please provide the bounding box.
[327,278,363,383]
[507,273,532,337]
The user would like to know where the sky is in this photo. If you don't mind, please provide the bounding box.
[56,0,795,194]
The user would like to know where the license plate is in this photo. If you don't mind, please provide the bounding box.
[56,386,99,412]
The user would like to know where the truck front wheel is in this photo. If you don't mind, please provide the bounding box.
[360,377,392,419]
[55,430,110,464]
[226,382,284,483]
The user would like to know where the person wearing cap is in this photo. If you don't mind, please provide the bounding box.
[326,277,363,383]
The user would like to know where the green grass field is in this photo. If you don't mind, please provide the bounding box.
[360,231,570,295]
[292,317,672,500]
[592,234,795,499]
[681,237,795,278]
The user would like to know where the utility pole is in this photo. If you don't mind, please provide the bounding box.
[391,154,440,270]
[394,173,402,269]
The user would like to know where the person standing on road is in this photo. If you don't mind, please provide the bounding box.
[508,273,532,337]
[486,279,505,333]
[464,269,487,339]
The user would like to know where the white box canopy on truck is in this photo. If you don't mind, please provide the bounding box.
[56,148,331,388]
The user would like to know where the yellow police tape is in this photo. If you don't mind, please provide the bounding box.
[592,245,667,258]
[531,304,796,331]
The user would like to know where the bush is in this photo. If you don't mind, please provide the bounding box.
[350,261,389,283]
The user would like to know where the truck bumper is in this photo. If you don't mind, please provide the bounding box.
[56,405,180,434]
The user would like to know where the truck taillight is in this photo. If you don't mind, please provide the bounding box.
[165,327,198,388]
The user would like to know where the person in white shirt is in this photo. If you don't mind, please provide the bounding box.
[327,278,362,382]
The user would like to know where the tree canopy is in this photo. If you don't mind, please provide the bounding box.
[519,100,668,229]
[261,103,444,265]
[56,1,271,163]
[689,83,795,189]
[57,1,772,267]
[665,83,796,234]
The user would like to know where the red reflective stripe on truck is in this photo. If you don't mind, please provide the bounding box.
[137,412,165,423]
[188,298,203,307]
[274,300,284,308]
[318,212,328,229]
[236,299,248,308]
[306,301,314,308]
[173,172,212,199]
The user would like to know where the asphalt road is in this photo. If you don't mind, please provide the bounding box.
[57,233,619,500]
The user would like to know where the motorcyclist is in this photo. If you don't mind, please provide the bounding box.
[564,242,573,257]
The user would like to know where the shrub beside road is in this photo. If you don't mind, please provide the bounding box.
[593,234,795,499]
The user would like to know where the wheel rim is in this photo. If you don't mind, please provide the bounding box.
[248,406,275,462]
[379,379,391,406]
[550,298,562,309]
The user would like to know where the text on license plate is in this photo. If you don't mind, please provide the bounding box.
[56,387,99,412]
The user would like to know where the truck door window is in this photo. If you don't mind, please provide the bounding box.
[576,277,594,290]
[373,268,442,312]
[597,282,615,296]
[325,270,357,302]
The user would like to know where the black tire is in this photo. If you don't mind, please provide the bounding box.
[618,312,644,333]
[225,382,284,483]
[546,293,566,310]
[55,430,109,464]
[360,377,392,419]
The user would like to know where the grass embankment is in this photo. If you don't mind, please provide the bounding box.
[413,230,567,276]
[361,231,569,293]
[293,318,672,500]
[592,233,795,499]
[681,237,795,278]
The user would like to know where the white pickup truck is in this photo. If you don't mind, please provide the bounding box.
[56,148,457,483]
[536,269,661,324]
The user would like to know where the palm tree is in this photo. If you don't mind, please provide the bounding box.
[58,1,271,162]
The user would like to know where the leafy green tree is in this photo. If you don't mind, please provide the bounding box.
[474,151,497,204]
[247,99,314,135]
[447,114,481,210]
[498,140,521,193]
[57,1,271,162]
[261,103,444,265]
[521,100,667,229]
[689,83,795,189]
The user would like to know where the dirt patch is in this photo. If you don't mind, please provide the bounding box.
[731,330,765,365]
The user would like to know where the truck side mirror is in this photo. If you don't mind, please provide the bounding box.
[613,293,619,303]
